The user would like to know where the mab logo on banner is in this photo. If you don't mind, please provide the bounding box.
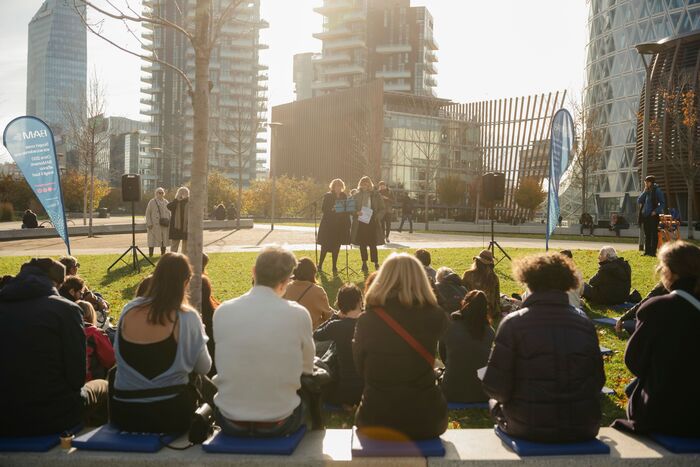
[8,129,49,142]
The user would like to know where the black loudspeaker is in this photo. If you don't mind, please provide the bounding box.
[482,172,506,203]
[121,174,141,202]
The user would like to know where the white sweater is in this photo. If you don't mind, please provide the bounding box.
[213,286,315,422]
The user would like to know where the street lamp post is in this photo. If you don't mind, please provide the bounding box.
[635,42,662,251]
[266,122,283,231]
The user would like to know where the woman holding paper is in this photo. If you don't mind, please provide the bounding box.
[317,179,351,275]
[351,176,385,272]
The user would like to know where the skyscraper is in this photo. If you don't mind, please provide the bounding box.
[585,0,700,218]
[307,0,437,97]
[26,0,87,133]
[142,0,268,188]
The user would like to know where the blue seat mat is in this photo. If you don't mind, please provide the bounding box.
[494,427,610,456]
[650,433,700,453]
[593,318,617,327]
[447,401,489,410]
[72,424,178,453]
[0,425,81,452]
[600,346,613,356]
[351,427,445,457]
[610,302,635,312]
[202,425,306,455]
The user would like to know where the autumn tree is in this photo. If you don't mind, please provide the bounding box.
[207,171,238,213]
[437,175,467,206]
[75,0,247,310]
[60,169,111,212]
[570,95,604,217]
[514,177,546,218]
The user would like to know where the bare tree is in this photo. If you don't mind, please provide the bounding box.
[653,72,700,240]
[59,75,109,237]
[569,95,604,218]
[74,0,246,310]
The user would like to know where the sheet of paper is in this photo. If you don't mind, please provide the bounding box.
[359,206,373,224]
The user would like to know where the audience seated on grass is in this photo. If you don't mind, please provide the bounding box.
[59,275,86,302]
[462,250,501,321]
[435,267,468,314]
[283,257,334,329]
[613,241,700,437]
[415,249,437,284]
[111,253,214,434]
[559,250,585,312]
[441,290,494,405]
[0,258,108,436]
[582,246,632,305]
[313,283,364,407]
[354,253,448,441]
[483,253,605,443]
[199,253,220,377]
[59,256,110,321]
[213,246,316,437]
[77,300,115,382]
[614,281,667,333]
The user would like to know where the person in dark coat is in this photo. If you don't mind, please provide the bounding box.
[0,258,108,436]
[398,193,414,233]
[22,209,39,228]
[615,282,668,333]
[613,242,700,436]
[350,176,385,273]
[314,283,364,406]
[168,186,189,253]
[435,267,468,314]
[441,290,495,403]
[483,253,605,443]
[582,246,632,305]
[637,175,665,256]
[213,203,226,220]
[353,253,448,441]
[317,178,351,274]
[377,181,393,242]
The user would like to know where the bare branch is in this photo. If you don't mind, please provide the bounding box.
[209,0,247,50]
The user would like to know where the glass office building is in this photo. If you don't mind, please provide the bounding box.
[26,0,87,133]
[585,0,700,218]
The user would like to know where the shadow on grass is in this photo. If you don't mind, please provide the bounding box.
[100,257,155,288]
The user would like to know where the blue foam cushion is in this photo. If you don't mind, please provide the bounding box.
[72,424,178,452]
[600,346,613,356]
[593,318,617,327]
[202,425,306,455]
[351,427,445,457]
[610,302,635,312]
[650,433,700,453]
[447,402,489,410]
[0,425,81,452]
[494,426,610,456]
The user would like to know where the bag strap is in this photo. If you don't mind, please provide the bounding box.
[297,284,315,302]
[671,289,700,312]
[373,306,435,368]
[155,200,167,219]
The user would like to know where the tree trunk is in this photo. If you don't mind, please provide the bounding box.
[424,158,430,231]
[88,158,95,237]
[187,0,212,313]
[688,177,695,240]
[82,169,88,226]
[237,139,242,229]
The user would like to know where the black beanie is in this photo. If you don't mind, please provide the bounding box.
[22,258,66,285]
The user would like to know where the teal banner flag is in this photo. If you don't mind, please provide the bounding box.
[546,109,574,251]
[3,116,70,254]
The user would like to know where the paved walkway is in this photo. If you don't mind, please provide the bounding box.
[0,223,640,257]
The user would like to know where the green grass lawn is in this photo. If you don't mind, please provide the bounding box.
[0,247,659,429]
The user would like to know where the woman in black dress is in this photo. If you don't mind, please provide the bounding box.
[351,176,385,273]
[317,179,351,275]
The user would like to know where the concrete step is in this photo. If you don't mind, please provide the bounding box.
[1,428,698,466]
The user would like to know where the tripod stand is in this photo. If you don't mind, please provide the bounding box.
[488,208,511,264]
[108,201,154,272]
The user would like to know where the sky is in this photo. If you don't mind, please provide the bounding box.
[0,0,589,161]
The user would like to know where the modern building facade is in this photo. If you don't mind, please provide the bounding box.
[141,0,268,188]
[110,131,159,192]
[309,0,437,97]
[293,52,318,100]
[26,0,87,133]
[636,31,700,221]
[585,0,700,218]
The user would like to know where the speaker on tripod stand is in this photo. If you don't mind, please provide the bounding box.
[108,174,154,272]
[481,172,511,262]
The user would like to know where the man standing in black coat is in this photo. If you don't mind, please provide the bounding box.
[483,253,605,442]
[583,246,632,305]
[0,258,108,436]
[637,175,665,257]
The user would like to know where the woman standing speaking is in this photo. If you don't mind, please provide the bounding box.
[351,176,385,273]
[317,179,351,275]
[145,187,170,257]
[168,187,189,253]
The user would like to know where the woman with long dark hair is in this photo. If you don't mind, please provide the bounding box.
[441,290,494,403]
[351,176,385,273]
[317,178,351,275]
[110,253,212,433]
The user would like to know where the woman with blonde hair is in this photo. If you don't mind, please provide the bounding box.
[352,253,448,440]
[351,176,385,272]
[168,186,189,253]
[316,178,351,274]
[145,187,170,257]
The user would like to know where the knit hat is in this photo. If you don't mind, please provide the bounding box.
[473,249,495,265]
[22,258,66,285]
[644,175,656,183]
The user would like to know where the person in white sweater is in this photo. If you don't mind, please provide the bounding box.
[213,246,316,437]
